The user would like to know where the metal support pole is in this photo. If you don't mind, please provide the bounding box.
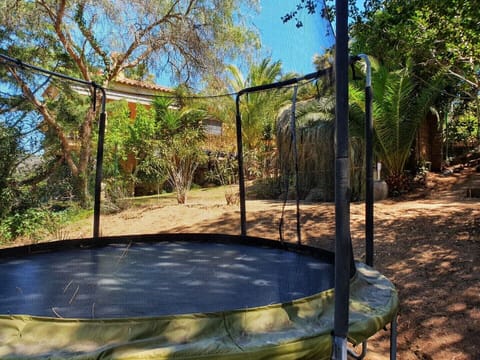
[357,54,374,267]
[390,314,398,360]
[332,336,348,360]
[235,94,247,236]
[290,85,302,244]
[234,69,329,238]
[93,86,107,240]
[333,0,351,358]
[347,341,368,360]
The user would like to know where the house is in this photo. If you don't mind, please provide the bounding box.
[69,74,223,135]
[62,75,175,183]
[45,76,224,194]
[69,73,175,111]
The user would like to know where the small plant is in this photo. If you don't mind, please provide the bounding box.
[0,219,14,244]
[103,179,134,214]
[224,186,240,206]
[206,154,239,205]
[413,160,430,187]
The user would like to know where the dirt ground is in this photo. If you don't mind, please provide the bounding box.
[15,168,480,359]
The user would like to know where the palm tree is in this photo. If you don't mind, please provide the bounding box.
[226,58,284,150]
[350,60,445,193]
[152,97,207,204]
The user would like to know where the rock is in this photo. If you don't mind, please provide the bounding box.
[374,180,388,201]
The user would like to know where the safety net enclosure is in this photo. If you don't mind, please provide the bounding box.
[0,65,399,359]
[0,1,399,359]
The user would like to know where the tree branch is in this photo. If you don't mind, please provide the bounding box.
[37,0,91,83]
[8,65,79,176]
[120,46,154,71]
[18,155,65,187]
[447,68,479,89]
[429,48,479,89]
[184,0,196,16]
[74,3,111,73]
[108,1,184,79]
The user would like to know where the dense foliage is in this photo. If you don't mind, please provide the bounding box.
[350,1,479,178]
[0,0,259,206]
[2,0,479,242]
[284,0,479,193]
[0,124,21,219]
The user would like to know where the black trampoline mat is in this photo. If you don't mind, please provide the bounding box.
[0,240,334,318]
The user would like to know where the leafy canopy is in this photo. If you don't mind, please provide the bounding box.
[0,0,259,206]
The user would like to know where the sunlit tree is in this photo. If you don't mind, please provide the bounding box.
[350,60,445,192]
[227,58,284,150]
[0,0,258,206]
[152,97,207,204]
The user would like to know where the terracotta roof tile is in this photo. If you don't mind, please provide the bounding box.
[113,77,174,93]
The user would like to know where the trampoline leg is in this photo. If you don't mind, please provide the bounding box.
[347,341,367,359]
[390,314,398,360]
[332,336,348,360]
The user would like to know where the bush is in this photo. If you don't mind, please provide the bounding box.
[247,177,282,200]
[102,179,134,214]
[0,207,61,244]
[206,154,238,186]
[385,173,411,197]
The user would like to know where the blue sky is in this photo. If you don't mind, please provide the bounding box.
[252,1,335,76]
[156,1,335,87]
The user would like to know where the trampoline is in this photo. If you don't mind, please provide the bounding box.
[0,2,399,359]
[0,234,397,360]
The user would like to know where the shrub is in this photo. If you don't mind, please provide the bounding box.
[102,179,134,214]
[0,207,58,243]
[248,177,282,200]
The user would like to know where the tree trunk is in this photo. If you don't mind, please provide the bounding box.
[176,190,186,204]
[72,172,91,208]
[72,104,96,207]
